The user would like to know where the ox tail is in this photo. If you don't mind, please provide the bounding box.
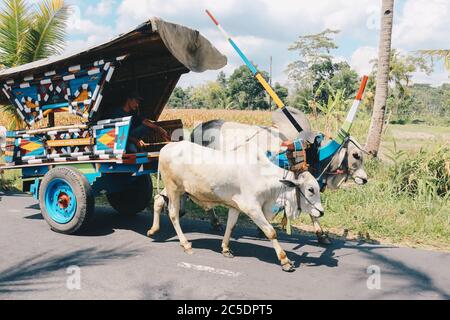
[156,163,162,195]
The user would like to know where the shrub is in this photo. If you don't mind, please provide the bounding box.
[389,147,450,200]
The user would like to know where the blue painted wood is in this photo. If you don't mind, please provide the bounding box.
[41,102,70,111]
[319,140,342,162]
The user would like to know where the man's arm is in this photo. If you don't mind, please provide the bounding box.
[129,136,148,149]
[142,120,171,142]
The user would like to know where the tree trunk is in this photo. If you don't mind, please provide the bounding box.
[366,0,395,157]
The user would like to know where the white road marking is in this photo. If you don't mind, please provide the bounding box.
[178,262,241,278]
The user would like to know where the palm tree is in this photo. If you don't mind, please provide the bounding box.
[0,0,70,129]
[419,50,450,74]
[366,0,395,157]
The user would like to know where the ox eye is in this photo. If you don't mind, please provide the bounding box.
[353,153,361,160]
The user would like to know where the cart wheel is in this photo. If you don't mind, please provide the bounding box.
[107,175,153,216]
[39,166,95,235]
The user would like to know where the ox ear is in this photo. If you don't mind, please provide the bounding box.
[280,180,297,189]
[349,137,369,155]
[331,148,347,169]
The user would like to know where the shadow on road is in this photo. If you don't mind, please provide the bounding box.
[11,202,450,299]
[361,250,450,299]
[0,246,141,295]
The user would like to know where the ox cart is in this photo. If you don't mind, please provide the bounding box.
[0,18,226,235]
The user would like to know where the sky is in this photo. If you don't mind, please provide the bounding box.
[64,0,449,88]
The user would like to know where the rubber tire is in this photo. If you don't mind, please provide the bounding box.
[39,166,95,235]
[107,175,153,216]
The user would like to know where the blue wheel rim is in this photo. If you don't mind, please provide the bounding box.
[44,178,77,224]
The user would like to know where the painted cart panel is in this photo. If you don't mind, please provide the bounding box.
[1,56,125,126]
[4,116,132,166]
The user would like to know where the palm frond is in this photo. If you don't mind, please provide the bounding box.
[0,0,32,67]
[24,0,70,62]
[0,104,24,130]
[418,50,450,72]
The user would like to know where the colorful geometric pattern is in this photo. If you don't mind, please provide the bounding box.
[1,56,126,126]
[93,117,131,155]
[19,136,46,159]
[97,128,116,151]
[4,131,18,164]
[3,115,131,166]
[47,129,93,156]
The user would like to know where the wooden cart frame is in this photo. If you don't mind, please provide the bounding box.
[0,18,226,234]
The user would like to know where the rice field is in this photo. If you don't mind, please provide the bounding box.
[160,108,273,128]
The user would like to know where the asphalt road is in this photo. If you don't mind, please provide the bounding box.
[0,192,449,300]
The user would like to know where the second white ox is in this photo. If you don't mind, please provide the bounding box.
[190,120,368,243]
[148,141,324,272]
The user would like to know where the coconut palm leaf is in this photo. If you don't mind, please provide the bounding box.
[0,0,70,130]
[0,103,24,130]
[24,0,70,62]
[0,0,31,67]
[419,50,450,72]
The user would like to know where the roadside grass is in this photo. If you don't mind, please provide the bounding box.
[0,157,21,191]
[310,157,450,251]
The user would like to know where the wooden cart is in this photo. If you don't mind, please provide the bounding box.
[0,18,226,234]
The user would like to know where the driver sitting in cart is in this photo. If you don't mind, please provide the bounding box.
[110,91,171,154]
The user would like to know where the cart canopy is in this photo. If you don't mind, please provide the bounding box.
[0,18,227,126]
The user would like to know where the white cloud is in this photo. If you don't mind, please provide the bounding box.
[393,0,450,50]
[64,5,115,52]
[115,0,237,33]
[64,34,110,54]
[260,0,374,34]
[64,0,449,88]
[351,46,378,76]
[86,0,116,17]
[67,5,113,36]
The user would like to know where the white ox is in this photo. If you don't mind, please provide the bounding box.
[148,141,324,272]
[191,120,368,243]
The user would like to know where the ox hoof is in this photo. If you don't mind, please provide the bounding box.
[182,243,194,255]
[147,228,159,238]
[222,250,235,259]
[317,233,332,245]
[281,262,295,273]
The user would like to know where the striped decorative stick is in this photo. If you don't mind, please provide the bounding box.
[335,75,369,144]
[206,9,305,134]
[319,76,369,161]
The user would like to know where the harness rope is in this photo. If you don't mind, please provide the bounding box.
[231,127,264,152]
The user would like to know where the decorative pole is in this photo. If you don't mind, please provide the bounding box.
[206,9,304,134]
[319,76,369,161]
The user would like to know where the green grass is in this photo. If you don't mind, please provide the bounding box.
[305,158,449,250]
[0,157,21,191]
